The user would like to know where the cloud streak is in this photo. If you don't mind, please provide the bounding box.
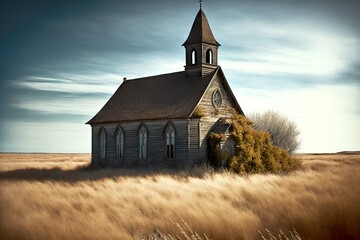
[221,20,360,78]
[15,75,120,94]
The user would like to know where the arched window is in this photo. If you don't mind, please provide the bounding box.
[165,123,175,159]
[115,127,124,159]
[99,128,106,160]
[191,49,197,64]
[138,125,147,159]
[206,49,213,64]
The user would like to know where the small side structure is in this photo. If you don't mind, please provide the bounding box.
[86,9,244,168]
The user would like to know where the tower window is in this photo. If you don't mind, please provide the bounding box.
[115,127,124,159]
[165,123,175,159]
[191,49,197,64]
[138,125,147,160]
[206,49,213,64]
[99,128,106,160]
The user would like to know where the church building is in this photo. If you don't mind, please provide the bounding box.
[87,8,244,168]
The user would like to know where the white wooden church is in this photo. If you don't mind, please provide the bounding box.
[87,7,244,167]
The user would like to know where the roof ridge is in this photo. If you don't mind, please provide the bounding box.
[125,70,185,82]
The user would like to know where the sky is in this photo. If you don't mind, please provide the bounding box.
[0,0,359,153]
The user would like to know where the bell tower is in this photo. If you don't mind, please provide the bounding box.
[183,8,221,77]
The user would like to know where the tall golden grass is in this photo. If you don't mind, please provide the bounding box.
[0,153,359,240]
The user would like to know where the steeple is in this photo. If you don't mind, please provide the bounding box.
[183,9,220,77]
[183,9,220,47]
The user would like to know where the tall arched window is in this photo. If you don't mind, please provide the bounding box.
[99,128,106,160]
[191,49,197,64]
[165,123,175,159]
[206,49,213,64]
[138,125,147,159]
[115,127,124,159]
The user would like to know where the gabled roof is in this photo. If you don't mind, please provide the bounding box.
[87,70,216,124]
[182,9,220,46]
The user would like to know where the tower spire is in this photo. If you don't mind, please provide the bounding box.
[183,8,220,76]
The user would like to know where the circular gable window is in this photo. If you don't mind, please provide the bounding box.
[212,88,222,107]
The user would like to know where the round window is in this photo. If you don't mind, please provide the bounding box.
[212,89,222,107]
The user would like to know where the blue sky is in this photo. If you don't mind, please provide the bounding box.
[0,0,359,153]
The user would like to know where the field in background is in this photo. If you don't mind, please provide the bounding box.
[0,153,90,171]
[0,153,359,240]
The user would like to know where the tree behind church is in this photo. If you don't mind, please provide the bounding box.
[249,110,301,153]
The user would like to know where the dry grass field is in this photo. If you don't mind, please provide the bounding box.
[0,153,359,240]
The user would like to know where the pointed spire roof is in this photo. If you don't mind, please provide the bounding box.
[182,9,220,46]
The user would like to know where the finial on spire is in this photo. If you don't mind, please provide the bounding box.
[199,0,202,9]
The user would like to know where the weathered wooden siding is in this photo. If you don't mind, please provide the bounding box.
[197,72,240,159]
[91,126,100,165]
[91,119,191,168]
[188,118,200,164]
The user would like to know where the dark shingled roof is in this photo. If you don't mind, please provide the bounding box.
[87,70,217,124]
[182,9,220,46]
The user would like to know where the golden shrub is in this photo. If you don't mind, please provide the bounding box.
[208,111,301,173]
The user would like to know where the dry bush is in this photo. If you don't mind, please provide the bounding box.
[208,112,301,173]
[0,153,360,240]
[192,106,205,118]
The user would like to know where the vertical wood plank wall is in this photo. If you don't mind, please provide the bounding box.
[91,119,192,168]
[188,118,200,163]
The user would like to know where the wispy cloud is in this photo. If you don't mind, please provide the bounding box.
[11,54,184,117]
[15,75,120,94]
[13,98,104,116]
[219,18,360,80]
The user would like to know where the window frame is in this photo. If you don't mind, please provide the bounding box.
[206,49,213,64]
[164,122,176,160]
[138,124,148,160]
[191,49,197,65]
[115,126,125,159]
[99,127,107,160]
[212,88,223,108]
